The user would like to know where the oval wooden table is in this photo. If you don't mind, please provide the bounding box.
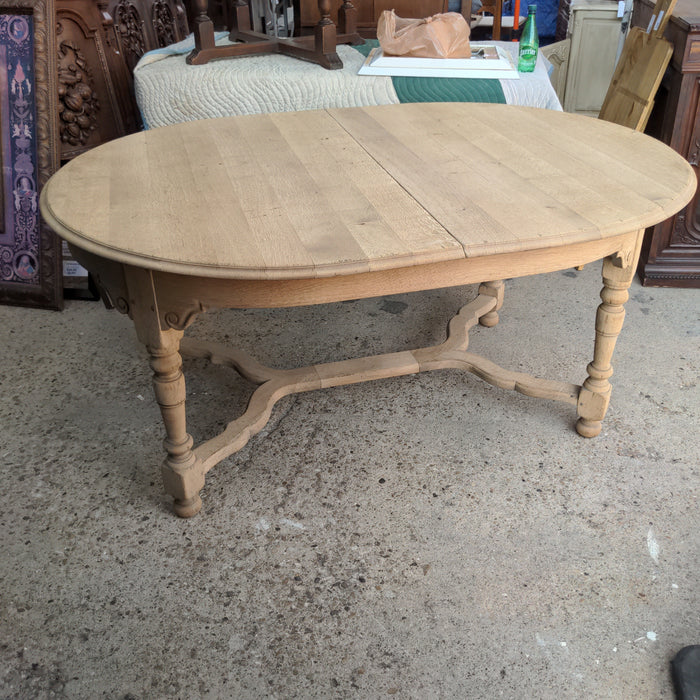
[40,103,696,517]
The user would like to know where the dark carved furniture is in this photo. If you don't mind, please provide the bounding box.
[186,0,363,69]
[293,0,448,37]
[56,1,132,161]
[109,0,189,70]
[633,0,700,287]
[55,0,188,162]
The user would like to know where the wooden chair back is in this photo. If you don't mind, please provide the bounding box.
[598,0,677,131]
[472,0,502,40]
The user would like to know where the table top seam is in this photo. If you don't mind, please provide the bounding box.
[324,107,471,261]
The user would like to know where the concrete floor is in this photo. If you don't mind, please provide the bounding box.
[1,263,698,699]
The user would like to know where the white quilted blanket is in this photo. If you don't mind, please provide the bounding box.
[134,34,561,130]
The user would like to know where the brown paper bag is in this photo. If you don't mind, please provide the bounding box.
[377,10,471,59]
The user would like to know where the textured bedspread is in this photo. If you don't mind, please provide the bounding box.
[134,34,561,129]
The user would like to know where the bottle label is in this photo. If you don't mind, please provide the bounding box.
[519,48,537,58]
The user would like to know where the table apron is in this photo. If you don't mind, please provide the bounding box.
[70,231,641,326]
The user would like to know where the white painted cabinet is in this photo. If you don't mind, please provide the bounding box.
[562,0,623,116]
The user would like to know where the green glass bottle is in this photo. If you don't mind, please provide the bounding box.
[517,4,538,73]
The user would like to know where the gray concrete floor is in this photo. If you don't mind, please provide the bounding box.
[1,263,698,699]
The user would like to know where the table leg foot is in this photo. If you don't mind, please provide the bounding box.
[575,417,601,438]
[161,449,206,517]
[173,495,203,518]
[478,312,500,327]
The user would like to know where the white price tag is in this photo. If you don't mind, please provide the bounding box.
[63,260,88,277]
[654,10,665,31]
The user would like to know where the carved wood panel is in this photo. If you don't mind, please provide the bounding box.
[110,0,147,71]
[56,0,188,162]
[56,2,132,160]
[109,0,188,71]
[541,37,569,105]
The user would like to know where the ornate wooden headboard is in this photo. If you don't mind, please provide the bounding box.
[56,0,189,162]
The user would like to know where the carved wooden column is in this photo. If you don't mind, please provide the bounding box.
[191,0,216,51]
[337,0,357,34]
[149,333,205,517]
[315,0,337,54]
[555,0,573,41]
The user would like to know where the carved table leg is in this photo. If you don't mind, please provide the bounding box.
[125,267,205,517]
[576,234,643,438]
[192,0,215,50]
[314,0,340,64]
[230,0,253,32]
[149,336,205,517]
[478,279,505,327]
[337,0,357,34]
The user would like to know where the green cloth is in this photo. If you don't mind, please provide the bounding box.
[353,40,507,105]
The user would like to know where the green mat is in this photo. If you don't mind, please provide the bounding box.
[353,40,507,105]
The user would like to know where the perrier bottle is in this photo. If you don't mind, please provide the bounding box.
[518,4,538,72]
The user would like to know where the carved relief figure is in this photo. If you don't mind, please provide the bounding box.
[152,0,176,47]
[57,37,100,148]
[114,0,146,68]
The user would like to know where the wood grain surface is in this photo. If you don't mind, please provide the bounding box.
[40,102,695,280]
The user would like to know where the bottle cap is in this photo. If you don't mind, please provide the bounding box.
[528,3,537,9]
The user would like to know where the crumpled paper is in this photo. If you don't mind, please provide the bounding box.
[377,10,471,58]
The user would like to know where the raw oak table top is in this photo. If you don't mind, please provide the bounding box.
[40,102,695,517]
[42,102,692,279]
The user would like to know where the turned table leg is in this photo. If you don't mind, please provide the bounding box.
[576,235,643,438]
[149,336,205,517]
[125,268,205,517]
[478,279,505,327]
[192,0,215,52]
[315,0,338,56]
